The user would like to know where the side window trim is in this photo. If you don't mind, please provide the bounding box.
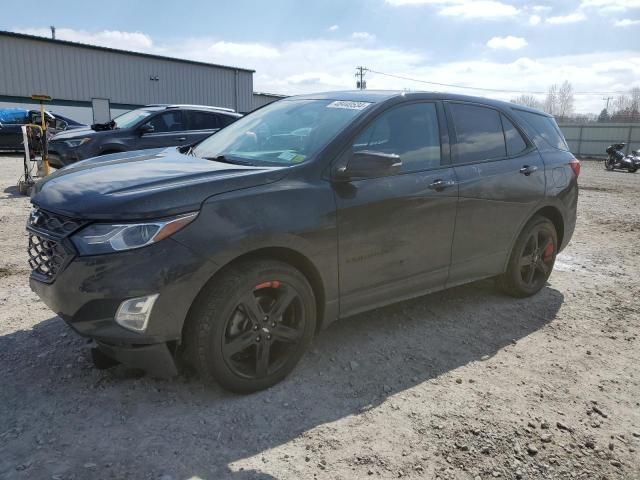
[445,101,537,166]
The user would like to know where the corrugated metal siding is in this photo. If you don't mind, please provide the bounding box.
[558,123,640,157]
[0,35,254,112]
[252,93,287,111]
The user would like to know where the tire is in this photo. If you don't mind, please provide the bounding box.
[604,160,614,171]
[185,259,316,393]
[497,215,558,298]
[628,167,637,173]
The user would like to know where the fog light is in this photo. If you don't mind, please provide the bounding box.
[115,294,159,332]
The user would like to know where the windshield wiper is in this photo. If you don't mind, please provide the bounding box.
[202,155,254,166]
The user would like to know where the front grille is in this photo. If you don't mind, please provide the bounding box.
[28,234,69,279]
[27,207,86,282]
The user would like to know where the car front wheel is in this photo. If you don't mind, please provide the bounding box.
[186,259,316,393]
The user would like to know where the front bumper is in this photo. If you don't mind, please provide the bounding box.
[29,235,219,372]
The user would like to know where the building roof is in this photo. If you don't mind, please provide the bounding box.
[0,30,255,73]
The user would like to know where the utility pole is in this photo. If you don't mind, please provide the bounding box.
[355,66,368,90]
[50,26,56,40]
[603,96,613,111]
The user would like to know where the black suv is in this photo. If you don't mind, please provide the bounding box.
[47,104,241,168]
[28,91,578,393]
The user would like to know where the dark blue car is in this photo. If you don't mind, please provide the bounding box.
[0,108,86,151]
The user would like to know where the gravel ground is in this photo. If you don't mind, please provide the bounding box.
[0,155,639,480]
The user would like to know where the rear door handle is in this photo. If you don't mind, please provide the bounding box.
[428,179,456,191]
[177,137,187,142]
[519,165,538,176]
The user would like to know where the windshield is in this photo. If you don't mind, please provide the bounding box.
[192,99,372,165]
[112,109,154,129]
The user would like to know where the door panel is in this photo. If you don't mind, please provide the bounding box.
[333,101,457,316]
[335,169,458,315]
[446,102,545,284]
[449,153,545,283]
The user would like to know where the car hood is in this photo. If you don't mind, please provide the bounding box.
[32,148,289,220]
[50,127,99,140]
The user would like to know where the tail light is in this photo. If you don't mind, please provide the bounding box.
[569,158,580,178]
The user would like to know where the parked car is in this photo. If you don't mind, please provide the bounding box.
[27,91,578,393]
[0,108,85,151]
[47,104,242,168]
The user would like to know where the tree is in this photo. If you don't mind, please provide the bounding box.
[557,81,574,120]
[510,94,543,109]
[597,108,610,122]
[544,84,559,116]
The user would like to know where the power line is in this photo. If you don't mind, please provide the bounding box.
[366,68,634,96]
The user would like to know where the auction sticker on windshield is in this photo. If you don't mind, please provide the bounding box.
[326,101,371,110]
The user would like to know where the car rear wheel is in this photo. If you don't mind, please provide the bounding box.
[497,216,557,298]
[185,259,316,393]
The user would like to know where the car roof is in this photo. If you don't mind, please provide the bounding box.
[144,104,241,116]
[287,90,550,117]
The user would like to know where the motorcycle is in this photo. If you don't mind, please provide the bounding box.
[605,143,640,173]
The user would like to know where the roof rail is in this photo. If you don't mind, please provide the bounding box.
[144,104,237,113]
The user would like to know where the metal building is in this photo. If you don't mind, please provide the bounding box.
[0,31,255,124]
[252,91,288,110]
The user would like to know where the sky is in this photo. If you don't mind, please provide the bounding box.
[3,0,640,114]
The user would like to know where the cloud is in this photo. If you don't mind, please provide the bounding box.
[487,35,528,50]
[12,26,638,114]
[530,5,552,12]
[580,0,640,11]
[529,14,542,25]
[15,27,153,50]
[351,31,376,41]
[546,11,587,23]
[328,25,339,31]
[206,41,280,59]
[615,18,640,26]
[385,0,519,19]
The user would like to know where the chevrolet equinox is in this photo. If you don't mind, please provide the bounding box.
[27,91,579,393]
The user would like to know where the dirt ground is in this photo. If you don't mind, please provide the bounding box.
[0,155,638,480]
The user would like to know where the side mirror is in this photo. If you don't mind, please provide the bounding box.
[138,123,154,135]
[335,150,401,181]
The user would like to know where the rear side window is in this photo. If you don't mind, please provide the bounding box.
[449,104,506,163]
[187,111,220,130]
[353,102,441,173]
[501,115,527,156]
[514,110,569,151]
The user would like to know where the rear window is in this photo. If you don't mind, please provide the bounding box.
[514,110,569,151]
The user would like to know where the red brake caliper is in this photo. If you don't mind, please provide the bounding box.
[543,242,554,261]
[255,280,280,290]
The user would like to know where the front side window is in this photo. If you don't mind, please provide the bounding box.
[450,104,506,163]
[353,102,441,173]
[146,111,184,133]
[193,99,371,165]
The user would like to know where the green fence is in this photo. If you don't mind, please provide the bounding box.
[558,123,640,158]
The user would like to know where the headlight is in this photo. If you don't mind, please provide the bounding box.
[65,138,92,148]
[71,212,198,255]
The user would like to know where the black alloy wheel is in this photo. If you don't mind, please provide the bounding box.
[222,281,305,379]
[186,259,316,393]
[497,215,557,298]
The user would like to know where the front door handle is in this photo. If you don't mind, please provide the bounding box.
[177,137,187,142]
[428,179,456,191]
[519,165,538,176]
